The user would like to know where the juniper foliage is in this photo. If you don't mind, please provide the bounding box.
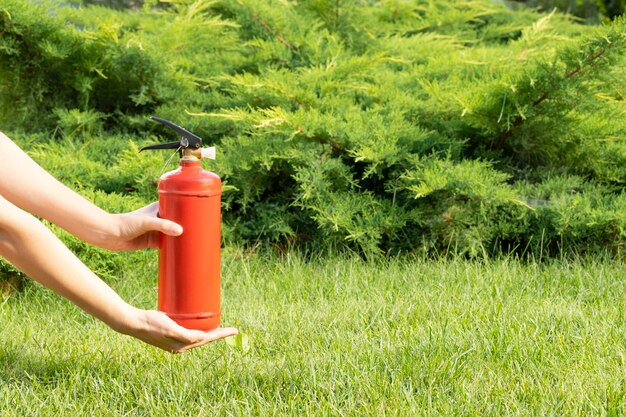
[507,0,625,22]
[0,0,624,259]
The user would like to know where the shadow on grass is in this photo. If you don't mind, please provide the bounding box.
[0,270,28,300]
[0,345,124,388]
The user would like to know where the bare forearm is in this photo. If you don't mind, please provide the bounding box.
[0,132,117,245]
[0,199,132,331]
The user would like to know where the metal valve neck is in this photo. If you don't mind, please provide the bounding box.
[182,148,202,161]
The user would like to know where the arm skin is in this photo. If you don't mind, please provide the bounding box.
[0,132,237,353]
[0,132,176,251]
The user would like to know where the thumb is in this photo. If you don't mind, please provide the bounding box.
[146,217,183,236]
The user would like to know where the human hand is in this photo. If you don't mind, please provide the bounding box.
[100,202,182,251]
[119,307,238,353]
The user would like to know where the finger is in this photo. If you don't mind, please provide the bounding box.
[168,326,237,347]
[130,202,183,236]
[204,327,239,342]
[175,328,239,353]
[144,216,183,236]
[179,327,238,344]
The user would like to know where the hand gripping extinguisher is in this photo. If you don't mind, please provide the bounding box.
[141,116,221,331]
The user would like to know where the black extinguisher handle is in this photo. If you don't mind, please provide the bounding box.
[141,116,203,151]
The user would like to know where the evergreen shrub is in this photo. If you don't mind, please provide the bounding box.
[508,0,625,22]
[0,0,624,259]
[0,0,166,130]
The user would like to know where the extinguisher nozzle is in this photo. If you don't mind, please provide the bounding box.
[201,147,216,160]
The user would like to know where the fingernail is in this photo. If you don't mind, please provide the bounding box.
[171,225,183,234]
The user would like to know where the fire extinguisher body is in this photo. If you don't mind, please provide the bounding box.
[157,160,221,331]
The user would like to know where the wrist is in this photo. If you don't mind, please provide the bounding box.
[107,303,143,335]
[87,212,123,249]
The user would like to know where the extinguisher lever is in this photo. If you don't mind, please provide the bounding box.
[139,140,182,152]
[149,116,203,149]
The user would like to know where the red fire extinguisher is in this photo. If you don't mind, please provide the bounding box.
[141,116,221,331]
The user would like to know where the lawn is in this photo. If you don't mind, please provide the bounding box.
[2,253,626,416]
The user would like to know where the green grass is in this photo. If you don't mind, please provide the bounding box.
[2,253,626,416]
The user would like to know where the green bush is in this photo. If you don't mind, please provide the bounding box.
[0,0,166,130]
[508,0,625,22]
[0,0,624,259]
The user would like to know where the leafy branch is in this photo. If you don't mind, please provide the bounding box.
[495,26,624,147]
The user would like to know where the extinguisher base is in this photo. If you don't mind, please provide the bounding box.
[165,312,221,332]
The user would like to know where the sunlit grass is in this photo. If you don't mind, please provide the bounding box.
[2,253,626,415]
